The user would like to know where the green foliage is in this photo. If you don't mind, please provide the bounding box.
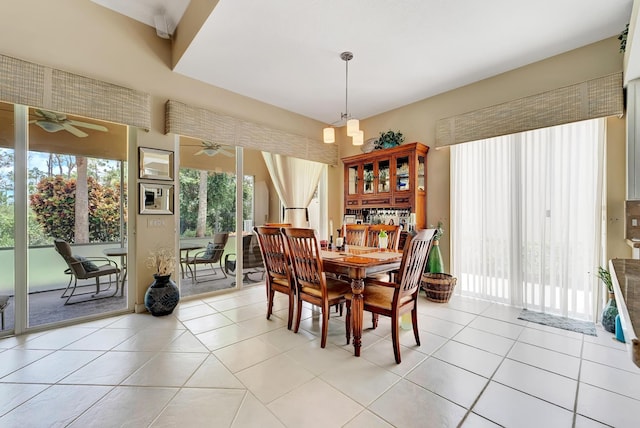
[375,130,405,150]
[429,221,445,241]
[596,266,613,293]
[179,168,255,237]
[29,175,122,243]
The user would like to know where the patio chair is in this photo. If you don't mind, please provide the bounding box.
[224,233,265,282]
[0,295,9,330]
[53,239,121,305]
[345,228,435,363]
[254,226,295,329]
[183,232,229,283]
[281,227,351,347]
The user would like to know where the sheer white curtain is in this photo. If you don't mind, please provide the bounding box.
[451,118,605,320]
[262,153,324,227]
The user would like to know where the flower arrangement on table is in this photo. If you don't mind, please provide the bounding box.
[146,247,175,277]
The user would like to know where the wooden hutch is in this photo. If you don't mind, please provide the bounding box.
[342,142,429,231]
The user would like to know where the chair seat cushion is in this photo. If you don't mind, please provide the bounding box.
[346,284,412,311]
[74,255,99,272]
[186,256,216,264]
[85,264,119,278]
[203,242,215,258]
[272,277,291,288]
[301,277,350,300]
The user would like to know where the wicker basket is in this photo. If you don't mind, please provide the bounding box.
[421,273,457,303]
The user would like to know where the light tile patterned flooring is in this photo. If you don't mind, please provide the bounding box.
[0,286,639,427]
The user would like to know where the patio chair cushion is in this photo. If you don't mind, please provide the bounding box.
[202,242,216,258]
[74,255,99,272]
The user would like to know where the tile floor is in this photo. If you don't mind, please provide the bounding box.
[0,287,639,427]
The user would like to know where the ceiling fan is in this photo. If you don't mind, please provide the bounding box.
[30,109,108,138]
[193,142,234,157]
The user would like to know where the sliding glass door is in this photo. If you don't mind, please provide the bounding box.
[0,103,15,334]
[451,118,605,320]
[1,101,130,334]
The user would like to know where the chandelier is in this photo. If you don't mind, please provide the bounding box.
[323,51,364,145]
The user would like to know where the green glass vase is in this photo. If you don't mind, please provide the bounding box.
[426,241,444,273]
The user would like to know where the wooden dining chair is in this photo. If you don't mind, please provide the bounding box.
[367,224,402,250]
[343,223,369,246]
[254,226,295,329]
[281,227,351,347]
[264,223,292,227]
[345,228,436,363]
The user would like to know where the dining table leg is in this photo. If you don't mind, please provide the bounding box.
[350,278,365,357]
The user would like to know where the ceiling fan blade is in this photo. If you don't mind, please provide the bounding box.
[68,120,108,132]
[34,120,64,133]
[194,149,205,156]
[220,150,234,157]
[62,123,89,138]
[35,109,57,120]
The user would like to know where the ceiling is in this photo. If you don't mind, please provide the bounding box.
[93,0,633,124]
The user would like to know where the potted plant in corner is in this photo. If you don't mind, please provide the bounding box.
[422,221,457,303]
[597,266,618,333]
[144,247,180,316]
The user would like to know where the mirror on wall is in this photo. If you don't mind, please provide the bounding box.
[139,182,174,214]
[139,147,174,181]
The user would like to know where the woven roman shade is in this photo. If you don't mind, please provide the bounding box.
[435,72,623,147]
[165,100,338,165]
[0,54,150,130]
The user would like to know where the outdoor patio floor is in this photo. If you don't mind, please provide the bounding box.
[0,266,265,332]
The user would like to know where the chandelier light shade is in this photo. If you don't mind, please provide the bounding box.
[352,130,364,146]
[323,127,335,144]
[346,119,360,136]
[323,51,363,146]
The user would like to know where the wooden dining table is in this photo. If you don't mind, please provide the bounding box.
[321,246,402,357]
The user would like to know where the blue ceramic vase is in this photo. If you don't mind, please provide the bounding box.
[601,293,618,334]
[144,274,180,316]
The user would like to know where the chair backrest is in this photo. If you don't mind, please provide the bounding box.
[343,224,369,246]
[281,227,326,294]
[254,226,291,282]
[203,233,228,262]
[54,238,88,277]
[213,232,229,246]
[243,233,263,268]
[394,229,436,297]
[367,224,401,250]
